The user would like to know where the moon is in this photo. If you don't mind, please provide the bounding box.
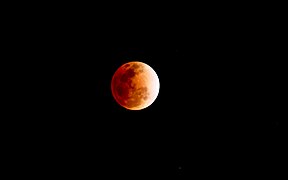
[111,61,160,110]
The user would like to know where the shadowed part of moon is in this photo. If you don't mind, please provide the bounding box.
[120,68,135,83]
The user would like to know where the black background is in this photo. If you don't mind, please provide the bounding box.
[7,2,285,178]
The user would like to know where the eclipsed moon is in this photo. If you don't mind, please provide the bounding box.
[111,61,160,110]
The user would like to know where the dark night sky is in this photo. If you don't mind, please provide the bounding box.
[8,2,285,178]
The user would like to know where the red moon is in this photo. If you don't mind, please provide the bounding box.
[111,61,160,110]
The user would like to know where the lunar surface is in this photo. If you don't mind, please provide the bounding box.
[111,61,160,110]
